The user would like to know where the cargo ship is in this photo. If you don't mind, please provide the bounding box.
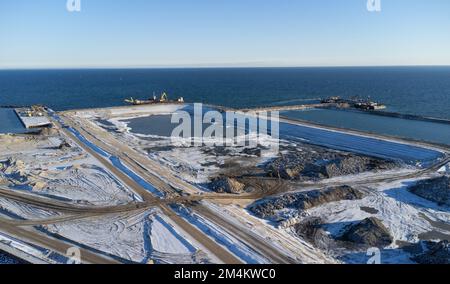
[124,92,184,105]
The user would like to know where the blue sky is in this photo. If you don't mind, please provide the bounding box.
[1,0,449,68]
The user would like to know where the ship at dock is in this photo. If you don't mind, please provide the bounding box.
[124,92,184,105]
[321,96,386,110]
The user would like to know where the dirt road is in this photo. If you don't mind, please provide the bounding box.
[56,116,242,264]
[60,113,306,263]
[0,222,118,264]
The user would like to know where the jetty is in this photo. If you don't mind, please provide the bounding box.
[14,107,52,129]
[238,103,336,113]
[124,92,184,106]
[210,97,386,113]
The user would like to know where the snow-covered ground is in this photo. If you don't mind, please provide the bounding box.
[438,162,450,174]
[255,175,450,264]
[45,208,214,264]
[171,204,271,264]
[0,134,139,205]
[83,104,445,191]
[0,231,67,264]
[307,178,450,243]
[279,119,445,166]
[0,125,212,263]
[50,105,449,264]
[88,112,279,186]
[0,197,58,221]
[73,104,186,120]
[200,201,336,263]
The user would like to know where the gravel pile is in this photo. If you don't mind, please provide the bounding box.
[339,217,393,247]
[209,176,246,194]
[250,185,363,218]
[266,151,396,181]
[409,176,450,206]
[413,240,450,264]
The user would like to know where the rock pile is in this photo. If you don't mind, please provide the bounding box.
[250,185,363,218]
[0,158,28,183]
[294,217,324,243]
[413,240,450,264]
[266,152,396,181]
[409,176,450,206]
[339,217,393,247]
[58,140,72,150]
[209,176,246,194]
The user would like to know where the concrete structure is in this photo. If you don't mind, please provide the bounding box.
[14,108,52,129]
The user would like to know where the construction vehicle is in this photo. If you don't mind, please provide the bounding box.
[160,92,168,102]
[124,92,184,105]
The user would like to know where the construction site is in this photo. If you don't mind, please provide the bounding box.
[124,92,185,106]
[0,102,449,264]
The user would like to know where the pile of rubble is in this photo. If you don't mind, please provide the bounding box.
[209,176,246,194]
[409,176,450,206]
[339,217,393,247]
[250,185,363,219]
[266,151,396,181]
[413,240,450,264]
[0,158,28,184]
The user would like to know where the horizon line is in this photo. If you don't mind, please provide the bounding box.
[1,63,450,71]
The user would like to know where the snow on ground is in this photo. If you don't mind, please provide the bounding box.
[149,214,196,255]
[172,204,271,264]
[67,106,450,264]
[302,177,450,263]
[86,106,443,193]
[0,131,140,205]
[280,119,445,166]
[438,162,450,174]
[147,213,214,264]
[309,178,450,242]
[91,114,280,186]
[202,201,337,264]
[151,147,220,184]
[46,210,151,262]
[44,208,214,264]
[0,196,59,221]
[35,164,138,206]
[0,231,70,264]
[105,104,186,118]
[2,111,222,264]
[71,104,186,121]
[312,168,417,186]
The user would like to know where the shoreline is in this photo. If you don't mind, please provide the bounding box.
[279,115,450,153]
[60,103,450,154]
[320,106,450,125]
[1,102,449,264]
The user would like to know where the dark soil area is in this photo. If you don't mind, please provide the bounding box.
[209,176,246,194]
[339,217,393,248]
[412,240,450,264]
[409,176,450,206]
[249,185,363,219]
[264,143,397,181]
[0,250,27,264]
